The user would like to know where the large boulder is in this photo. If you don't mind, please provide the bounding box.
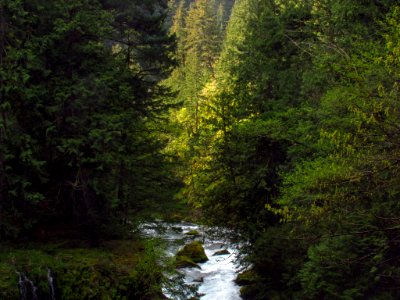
[176,241,208,263]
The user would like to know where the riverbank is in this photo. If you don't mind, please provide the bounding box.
[0,239,166,299]
[0,198,200,299]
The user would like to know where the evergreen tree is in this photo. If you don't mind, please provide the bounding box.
[166,0,400,298]
[163,0,234,206]
[0,0,175,240]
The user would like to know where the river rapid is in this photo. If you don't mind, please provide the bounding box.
[139,221,243,300]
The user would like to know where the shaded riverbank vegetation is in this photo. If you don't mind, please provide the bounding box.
[0,240,168,299]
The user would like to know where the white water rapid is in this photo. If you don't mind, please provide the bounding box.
[140,221,243,300]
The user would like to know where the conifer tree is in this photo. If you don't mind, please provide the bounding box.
[0,0,175,240]
[166,0,400,298]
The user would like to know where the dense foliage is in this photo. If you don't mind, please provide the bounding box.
[0,240,167,299]
[166,0,400,298]
[4,0,400,298]
[0,0,175,241]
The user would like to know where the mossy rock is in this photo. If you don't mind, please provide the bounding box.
[176,241,208,263]
[235,270,257,286]
[185,230,200,236]
[213,249,230,256]
[175,256,201,269]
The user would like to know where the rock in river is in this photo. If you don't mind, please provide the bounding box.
[213,249,230,256]
[176,241,208,264]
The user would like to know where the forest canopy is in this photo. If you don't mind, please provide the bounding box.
[165,0,400,298]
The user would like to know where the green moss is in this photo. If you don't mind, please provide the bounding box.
[175,256,201,269]
[237,270,260,299]
[176,241,208,263]
[185,230,200,236]
[0,240,165,299]
[235,269,257,286]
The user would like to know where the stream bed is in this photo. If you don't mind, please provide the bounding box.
[139,221,243,299]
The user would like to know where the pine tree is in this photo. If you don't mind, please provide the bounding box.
[0,0,175,240]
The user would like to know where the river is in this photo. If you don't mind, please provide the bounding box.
[139,221,243,300]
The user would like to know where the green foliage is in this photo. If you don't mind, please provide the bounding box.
[235,269,257,286]
[166,0,400,299]
[299,233,387,300]
[0,0,176,240]
[4,0,400,298]
[0,240,166,299]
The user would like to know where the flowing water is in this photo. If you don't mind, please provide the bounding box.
[47,268,56,300]
[17,269,56,300]
[140,221,243,300]
[17,272,39,300]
